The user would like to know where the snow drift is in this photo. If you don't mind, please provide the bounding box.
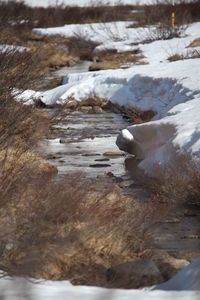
[117,96,200,172]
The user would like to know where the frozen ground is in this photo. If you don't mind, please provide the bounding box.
[0,257,199,299]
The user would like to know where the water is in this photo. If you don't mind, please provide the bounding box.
[37,60,92,90]
[42,110,130,178]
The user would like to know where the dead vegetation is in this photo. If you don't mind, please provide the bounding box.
[189,37,200,48]
[132,1,200,28]
[64,96,155,124]
[0,0,135,28]
[147,154,200,209]
[1,0,200,289]
[0,43,164,288]
[168,49,200,62]
[89,49,146,71]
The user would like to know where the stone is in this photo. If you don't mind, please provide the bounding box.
[82,153,101,157]
[66,100,78,110]
[95,158,110,162]
[119,179,134,189]
[104,172,115,177]
[93,106,104,114]
[106,259,163,288]
[59,138,68,144]
[89,164,111,168]
[153,252,190,281]
[5,243,14,251]
[79,106,93,113]
[103,151,125,157]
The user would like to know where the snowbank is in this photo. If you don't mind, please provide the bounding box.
[33,21,146,45]
[117,96,200,172]
[40,58,200,113]
[26,22,200,172]
[33,22,200,58]
[23,0,172,8]
[0,257,199,299]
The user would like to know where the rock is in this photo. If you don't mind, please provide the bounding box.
[89,64,102,72]
[46,154,62,160]
[106,260,163,288]
[59,138,68,144]
[93,106,104,114]
[103,151,125,157]
[66,100,78,110]
[104,171,115,177]
[5,243,14,251]
[153,252,190,281]
[95,158,110,162]
[79,106,93,113]
[82,153,101,157]
[89,164,111,168]
[119,179,134,189]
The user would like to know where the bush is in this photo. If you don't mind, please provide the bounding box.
[149,154,200,208]
[0,0,134,29]
[132,0,200,28]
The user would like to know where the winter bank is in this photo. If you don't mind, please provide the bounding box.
[0,257,199,299]
[31,20,200,173]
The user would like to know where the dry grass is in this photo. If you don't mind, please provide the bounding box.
[147,154,200,208]
[0,45,162,288]
[168,49,200,62]
[189,37,200,48]
[0,173,162,287]
[0,0,135,28]
[132,1,200,28]
[90,50,146,71]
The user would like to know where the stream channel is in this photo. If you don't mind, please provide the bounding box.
[41,61,200,260]
[41,61,131,179]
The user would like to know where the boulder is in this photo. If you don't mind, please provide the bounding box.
[93,106,103,114]
[152,252,190,281]
[106,259,163,288]
[79,106,93,113]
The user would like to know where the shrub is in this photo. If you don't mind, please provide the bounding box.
[148,154,200,208]
[168,49,200,62]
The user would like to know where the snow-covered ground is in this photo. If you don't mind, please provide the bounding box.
[30,21,200,172]
[33,21,149,46]
[0,257,200,299]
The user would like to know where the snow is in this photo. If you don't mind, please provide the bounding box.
[22,0,175,8]
[33,21,143,45]
[0,44,28,53]
[0,257,199,299]
[40,59,200,115]
[30,21,200,173]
